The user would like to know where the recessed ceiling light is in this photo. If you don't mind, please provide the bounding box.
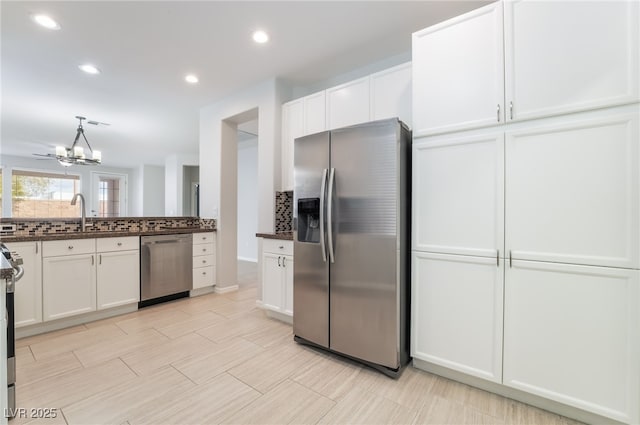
[252,30,269,44]
[185,74,199,84]
[32,14,60,30]
[79,64,100,75]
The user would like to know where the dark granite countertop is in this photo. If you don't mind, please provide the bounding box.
[256,232,293,241]
[1,255,13,280]
[0,227,214,243]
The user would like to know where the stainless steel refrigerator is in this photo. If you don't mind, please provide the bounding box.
[293,118,411,377]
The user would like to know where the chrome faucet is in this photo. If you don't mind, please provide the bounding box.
[71,193,87,232]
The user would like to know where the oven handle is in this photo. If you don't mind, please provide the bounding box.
[13,265,24,282]
[7,265,24,293]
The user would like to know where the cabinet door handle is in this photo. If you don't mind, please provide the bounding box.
[509,250,513,268]
[509,101,513,120]
[283,257,286,267]
[99,254,102,265]
[91,255,94,266]
[202,248,207,252]
[497,104,501,122]
[496,250,499,267]
[279,245,284,249]
[278,256,281,267]
[68,245,74,250]
[117,242,122,246]
[35,242,38,254]
[202,271,206,275]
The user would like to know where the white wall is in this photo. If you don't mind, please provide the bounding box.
[0,154,136,217]
[165,153,198,216]
[237,137,258,262]
[142,165,165,216]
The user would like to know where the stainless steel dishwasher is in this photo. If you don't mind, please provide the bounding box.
[140,234,193,304]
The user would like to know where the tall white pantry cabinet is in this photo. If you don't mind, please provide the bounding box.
[411,1,640,424]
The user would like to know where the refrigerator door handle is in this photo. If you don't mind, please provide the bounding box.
[327,167,336,263]
[319,168,328,262]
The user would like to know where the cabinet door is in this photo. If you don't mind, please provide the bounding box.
[282,99,304,191]
[412,2,504,136]
[303,91,326,135]
[504,260,640,424]
[504,0,639,122]
[43,254,96,321]
[505,110,639,268]
[370,62,412,127]
[8,242,42,328]
[326,77,370,130]
[97,250,140,310]
[262,253,283,312]
[413,132,504,258]
[282,255,293,316]
[412,252,504,383]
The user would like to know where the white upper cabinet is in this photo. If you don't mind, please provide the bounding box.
[412,0,639,136]
[413,2,505,136]
[505,109,639,269]
[326,76,370,130]
[370,62,412,127]
[413,131,504,258]
[504,0,640,122]
[504,260,640,424]
[303,91,326,135]
[281,98,304,191]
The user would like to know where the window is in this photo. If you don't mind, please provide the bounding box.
[11,170,80,218]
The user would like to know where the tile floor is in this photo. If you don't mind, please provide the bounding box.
[13,261,582,425]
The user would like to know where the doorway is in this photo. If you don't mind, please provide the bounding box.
[218,107,260,291]
[90,171,127,217]
[236,119,259,288]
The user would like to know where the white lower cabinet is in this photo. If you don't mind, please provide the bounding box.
[97,250,139,310]
[193,232,216,289]
[261,240,293,317]
[43,253,96,321]
[504,260,640,424]
[7,241,42,328]
[412,251,504,382]
[42,237,140,322]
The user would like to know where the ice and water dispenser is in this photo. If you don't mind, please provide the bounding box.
[297,198,320,243]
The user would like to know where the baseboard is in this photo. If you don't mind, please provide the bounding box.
[16,303,138,339]
[190,286,215,297]
[214,284,239,294]
[412,359,623,425]
[265,308,293,325]
[237,256,258,263]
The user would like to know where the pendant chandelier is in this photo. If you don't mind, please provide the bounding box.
[34,116,103,166]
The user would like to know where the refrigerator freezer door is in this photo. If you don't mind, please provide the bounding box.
[329,119,402,369]
[293,131,330,348]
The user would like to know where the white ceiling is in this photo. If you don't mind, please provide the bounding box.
[1,1,486,168]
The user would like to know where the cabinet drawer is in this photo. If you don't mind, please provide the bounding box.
[43,238,95,257]
[263,239,293,256]
[193,243,215,256]
[193,232,215,245]
[193,266,215,288]
[193,254,215,268]
[96,236,139,253]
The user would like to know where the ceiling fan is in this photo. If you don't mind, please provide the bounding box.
[33,116,107,166]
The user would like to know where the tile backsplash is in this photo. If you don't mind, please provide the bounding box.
[0,217,215,237]
[275,191,293,232]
